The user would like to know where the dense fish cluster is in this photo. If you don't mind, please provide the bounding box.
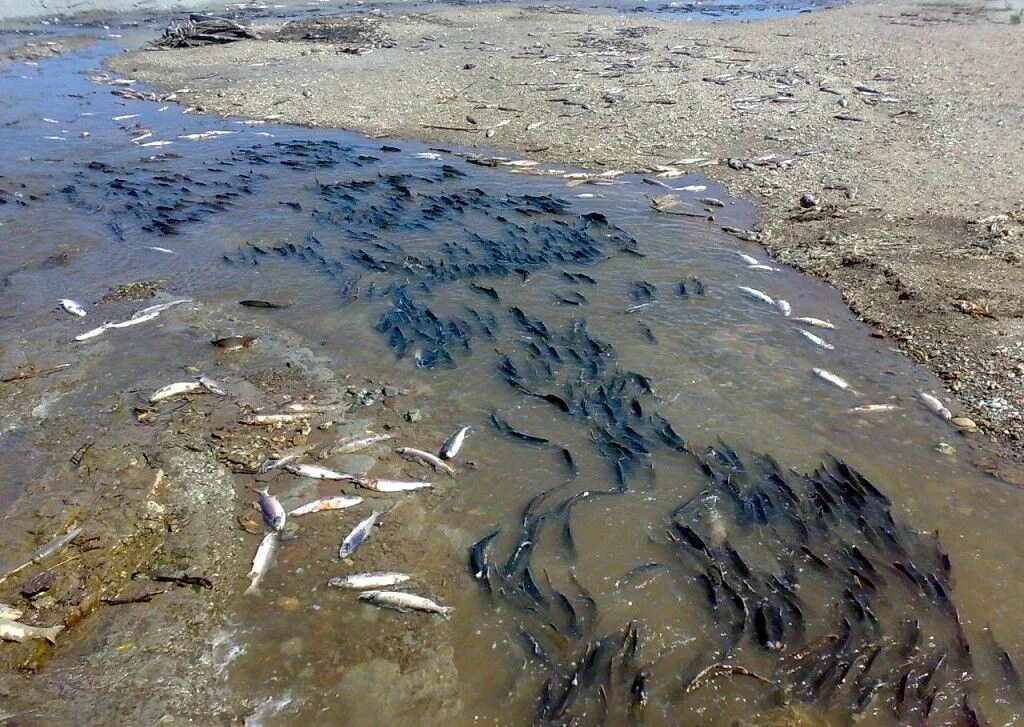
[42,134,1009,723]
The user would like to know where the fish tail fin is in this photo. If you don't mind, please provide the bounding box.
[44,624,64,644]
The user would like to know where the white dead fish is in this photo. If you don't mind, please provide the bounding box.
[108,310,160,328]
[319,432,391,459]
[112,113,139,121]
[792,317,836,330]
[0,619,63,644]
[328,572,411,590]
[285,463,355,481]
[339,511,382,559]
[748,264,778,272]
[133,298,191,317]
[245,532,278,594]
[0,604,24,621]
[795,328,834,350]
[257,488,286,532]
[848,404,900,413]
[198,375,227,396]
[356,478,433,493]
[137,140,173,147]
[919,392,952,421]
[59,299,87,317]
[75,325,109,341]
[241,413,310,425]
[149,381,202,403]
[813,368,855,392]
[775,299,792,316]
[178,131,235,141]
[738,286,774,306]
[148,246,175,254]
[439,425,471,460]
[357,591,453,618]
[289,495,363,517]
[396,447,456,477]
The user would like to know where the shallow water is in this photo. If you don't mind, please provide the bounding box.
[1,25,1023,727]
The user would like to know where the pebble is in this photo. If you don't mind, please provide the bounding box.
[951,416,977,431]
[800,193,818,209]
[935,442,956,456]
[22,570,55,598]
[405,408,423,423]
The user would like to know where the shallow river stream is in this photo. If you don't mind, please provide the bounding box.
[1,16,1023,727]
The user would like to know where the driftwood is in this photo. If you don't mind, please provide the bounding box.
[153,15,260,49]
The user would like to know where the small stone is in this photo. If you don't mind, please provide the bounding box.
[405,408,422,423]
[276,595,301,612]
[302,89,313,98]
[951,416,977,431]
[383,385,399,397]
[799,193,818,209]
[935,442,955,456]
[463,63,476,70]
[22,571,55,598]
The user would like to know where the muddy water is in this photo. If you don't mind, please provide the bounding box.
[1,25,1023,727]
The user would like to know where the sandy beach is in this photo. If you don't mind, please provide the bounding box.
[107,0,1024,464]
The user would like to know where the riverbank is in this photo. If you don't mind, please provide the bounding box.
[107,0,1024,466]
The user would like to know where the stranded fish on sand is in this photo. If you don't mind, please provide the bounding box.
[795,328,834,350]
[257,488,286,532]
[59,299,87,317]
[357,590,453,618]
[0,619,63,644]
[775,299,792,316]
[848,404,900,413]
[289,495,363,517]
[149,381,202,403]
[328,572,411,590]
[919,392,953,421]
[319,432,391,459]
[245,531,278,594]
[285,463,355,481]
[356,478,433,493]
[0,604,24,621]
[439,425,472,460]
[212,335,259,351]
[241,413,313,425]
[396,447,456,477]
[735,252,759,266]
[339,511,382,559]
[813,368,856,393]
[792,316,836,330]
[738,286,774,306]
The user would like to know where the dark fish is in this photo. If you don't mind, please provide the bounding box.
[239,299,289,309]
[521,629,550,664]
[469,527,501,583]
[212,335,259,350]
[469,282,500,301]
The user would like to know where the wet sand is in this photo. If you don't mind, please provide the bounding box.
[108,0,1024,465]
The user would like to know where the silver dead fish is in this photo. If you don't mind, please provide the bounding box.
[356,478,433,493]
[339,511,382,559]
[813,368,854,392]
[149,381,202,403]
[919,392,952,421]
[241,413,312,425]
[748,264,778,272]
[0,618,63,644]
[245,531,278,594]
[792,316,836,330]
[439,425,471,460]
[289,495,363,517]
[198,375,227,396]
[327,572,411,590]
[257,488,286,532]
[59,299,87,317]
[286,463,355,481]
[396,447,456,476]
[319,432,391,459]
[735,252,759,266]
[738,286,774,306]
[795,328,834,350]
[357,591,453,618]
[775,299,792,316]
[848,404,900,413]
[0,604,24,621]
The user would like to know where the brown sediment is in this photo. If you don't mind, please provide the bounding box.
[107,0,1024,464]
